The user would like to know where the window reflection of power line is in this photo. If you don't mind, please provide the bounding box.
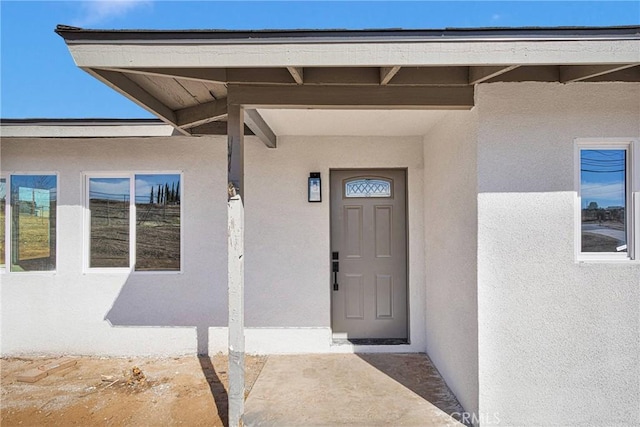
[581,157,625,162]
[583,192,625,197]
[581,159,624,164]
[90,190,128,195]
[593,150,625,158]
[581,162,625,167]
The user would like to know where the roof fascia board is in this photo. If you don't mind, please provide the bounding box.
[0,124,176,138]
[61,35,640,44]
[67,40,640,68]
[0,118,162,124]
[55,25,640,43]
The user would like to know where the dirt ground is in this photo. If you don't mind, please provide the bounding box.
[1,355,267,426]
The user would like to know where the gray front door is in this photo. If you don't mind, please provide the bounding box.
[330,169,407,340]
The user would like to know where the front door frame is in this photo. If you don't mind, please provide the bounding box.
[329,168,410,344]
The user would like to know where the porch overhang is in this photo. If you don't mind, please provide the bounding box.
[55,25,640,147]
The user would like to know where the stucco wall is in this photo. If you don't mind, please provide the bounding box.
[1,137,228,355]
[1,134,426,355]
[423,111,479,418]
[476,82,640,426]
[244,135,426,352]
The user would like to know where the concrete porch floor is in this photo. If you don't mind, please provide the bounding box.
[244,353,466,426]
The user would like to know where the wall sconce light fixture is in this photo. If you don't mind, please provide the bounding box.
[308,172,321,202]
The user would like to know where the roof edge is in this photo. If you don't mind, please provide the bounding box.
[1,118,164,125]
[0,118,178,138]
[55,25,640,43]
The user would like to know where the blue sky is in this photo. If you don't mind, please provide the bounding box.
[1,1,638,119]
[135,174,180,204]
[88,174,180,203]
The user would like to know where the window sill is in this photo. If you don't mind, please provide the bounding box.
[83,269,183,275]
[576,257,637,264]
[2,270,57,275]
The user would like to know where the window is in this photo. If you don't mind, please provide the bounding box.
[89,177,130,268]
[86,173,181,272]
[344,178,392,198]
[134,174,181,271]
[576,140,637,261]
[10,174,57,271]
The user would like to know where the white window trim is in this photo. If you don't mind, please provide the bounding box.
[3,172,59,274]
[0,174,7,273]
[574,138,638,263]
[83,171,184,274]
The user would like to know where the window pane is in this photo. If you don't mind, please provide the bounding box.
[135,174,181,271]
[89,178,130,268]
[0,179,6,267]
[10,175,57,271]
[345,178,392,198]
[580,149,627,253]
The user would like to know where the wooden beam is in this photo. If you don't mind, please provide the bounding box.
[89,68,188,135]
[115,67,228,83]
[380,66,401,85]
[17,358,77,383]
[581,65,640,82]
[227,84,474,109]
[119,67,295,84]
[287,67,304,84]
[559,64,638,83]
[469,65,519,84]
[227,103,245,427]
[176,98,228,128]
[188,121,254,136]
[228,104,245,196]
[304,67,379,85]
[483,65,559,83]
[116,65,491,86]
[244,109,277,148]
[389,67,468,86]
[228,68,295,84]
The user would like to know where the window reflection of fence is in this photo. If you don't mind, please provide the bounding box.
[9,180,57,271]
[581,207,625,223]
[17,202,51,218]
[90,192,130,227]
[135,202,180,271]
[90,191,129,201]
[12,201,57,267]
[87,185,180,271]
[136,202,180,225]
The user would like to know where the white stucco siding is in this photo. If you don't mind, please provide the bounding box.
[1,134,426,355]
[1,137,228,355]
[476,82,640,426]
[244,135,427,351]
[423,111,479,418]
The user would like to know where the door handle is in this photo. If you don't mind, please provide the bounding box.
[332,252,339,291]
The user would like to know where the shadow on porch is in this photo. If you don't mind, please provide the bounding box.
[243,353,468,426]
